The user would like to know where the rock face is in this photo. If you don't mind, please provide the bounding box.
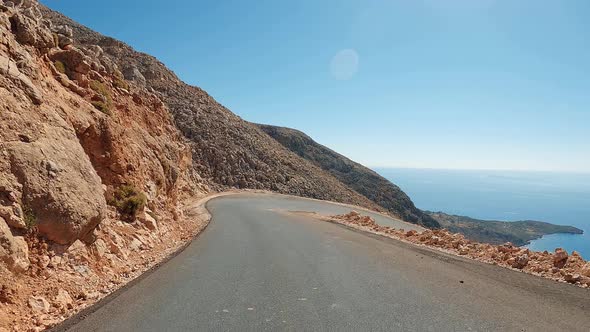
[0,1,107,245]
[256,124,440,228]
[1,1,201,251]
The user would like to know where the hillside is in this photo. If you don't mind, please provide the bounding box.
[38,5,382,214]
[256,124,440,228]
[0,1,215,328]
[428,212,584,246]
[255,124,584,245]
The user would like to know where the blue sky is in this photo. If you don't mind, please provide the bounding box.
[42,0,590,172]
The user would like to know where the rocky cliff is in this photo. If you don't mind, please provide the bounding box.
[256,124,440,228]
[0,1,210,328]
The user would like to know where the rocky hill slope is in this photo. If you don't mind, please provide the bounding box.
[256,124,584,245]
[256,124,439,228]
[38,4,381,213]
[0,2,392,326]
[0,1,211,328]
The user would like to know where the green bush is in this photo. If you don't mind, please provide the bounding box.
[109,185,147,220]
[23,205,37,230]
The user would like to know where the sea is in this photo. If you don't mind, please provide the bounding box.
[375,168,590,259]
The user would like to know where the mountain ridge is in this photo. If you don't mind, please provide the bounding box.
[255,123,584,245]
[255,123,440,228]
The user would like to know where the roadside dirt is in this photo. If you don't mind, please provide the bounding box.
[303,211,590,290]
[0,191,240,331]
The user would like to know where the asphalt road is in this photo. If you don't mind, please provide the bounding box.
[61,194,590,331]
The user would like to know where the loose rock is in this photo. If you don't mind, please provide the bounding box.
[28,296,50,313]
[553,248,568,269]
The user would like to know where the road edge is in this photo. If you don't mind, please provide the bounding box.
[48,191,238,331]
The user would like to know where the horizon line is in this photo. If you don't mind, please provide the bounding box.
[367,166,590,175]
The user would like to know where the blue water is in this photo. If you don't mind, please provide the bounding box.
[375,168,590,259]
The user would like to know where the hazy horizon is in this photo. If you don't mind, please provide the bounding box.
[373,166,590,175]
[43,0,590,173]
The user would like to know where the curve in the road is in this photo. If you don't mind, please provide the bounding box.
[57,193,590,331]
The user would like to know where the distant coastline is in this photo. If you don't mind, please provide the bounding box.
[375,167,590,258]
[427,211,583,246]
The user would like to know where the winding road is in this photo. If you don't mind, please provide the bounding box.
[58,194,590,331]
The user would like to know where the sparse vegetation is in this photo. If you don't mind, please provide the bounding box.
[53,60,66,75]
[90,80,110,98]
[52,32,59,48]
[23,205,37,230]
[109,185,147,220]
[90,80,113,115]
[113,71,129,90]
[91,100,111,115]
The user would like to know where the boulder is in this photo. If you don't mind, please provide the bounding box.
[53,289,73,309]
[512,254,529,269]
[10,12,37,45]
[57,35,73,49]
[54,24,73,38]
[564,273,581,284]
[138,210,158,231]
[0,216,29,273]
[0,204,26,229]
[553,248,568,269]
[91,238,108,259]
[49,48,92,75]
[7,133,106,244]
[66,240,89,261]
[123,66,146,85]
[9,11,53,49]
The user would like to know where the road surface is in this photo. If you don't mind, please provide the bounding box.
[58,194,590,331]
